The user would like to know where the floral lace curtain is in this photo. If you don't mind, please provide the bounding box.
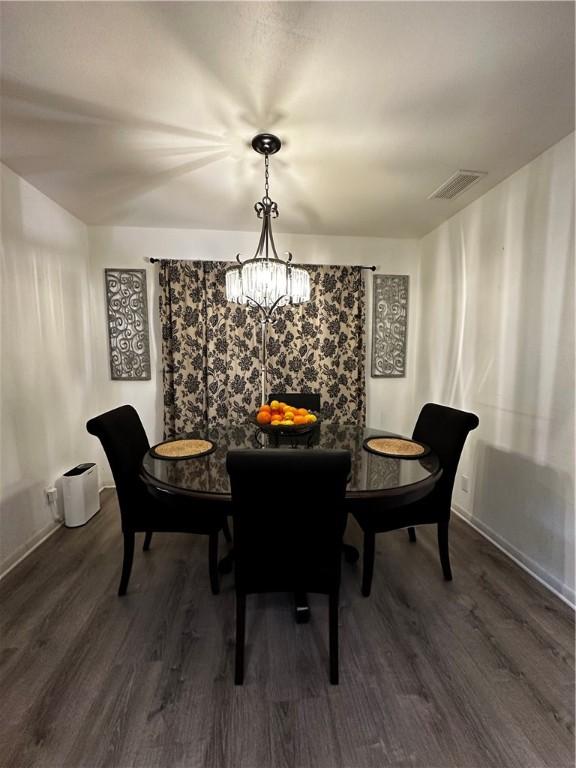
[159,260,366,437]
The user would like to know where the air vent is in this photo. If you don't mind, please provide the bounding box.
[429,170,487,200]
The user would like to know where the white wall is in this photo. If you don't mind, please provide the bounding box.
[1,164,97,575]
[415,134,575,603]
[87,226,420,482]
[4,134,573,605]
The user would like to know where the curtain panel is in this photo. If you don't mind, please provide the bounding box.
[159,260,366,437]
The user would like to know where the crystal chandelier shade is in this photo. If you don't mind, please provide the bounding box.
[225,134,311,318]
[243,259,289,308]
[289,265,311,305]
[224,266,246,305]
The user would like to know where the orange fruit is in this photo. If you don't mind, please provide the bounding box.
[259,404,271,413]
[293,415,306,425]
[296,408,308,416]
[256,411,272,425]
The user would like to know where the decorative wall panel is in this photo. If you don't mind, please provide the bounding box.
[105,268,151,380]
[371,274,409,378]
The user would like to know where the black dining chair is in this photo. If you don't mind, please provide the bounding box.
[86,405,231,597]
[352,403,479,596]
[269,392,321,413]
[226,448,351,685]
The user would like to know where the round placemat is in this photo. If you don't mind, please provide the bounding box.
[150,438,216,460]
[363,436,430,459]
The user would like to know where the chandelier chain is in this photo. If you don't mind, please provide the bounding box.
[264,154,270,200]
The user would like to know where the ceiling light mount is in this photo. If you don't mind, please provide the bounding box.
[251,133,282,155]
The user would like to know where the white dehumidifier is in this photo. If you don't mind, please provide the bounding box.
[62,463,100,527]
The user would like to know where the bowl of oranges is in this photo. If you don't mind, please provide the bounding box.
[254,400,320,434]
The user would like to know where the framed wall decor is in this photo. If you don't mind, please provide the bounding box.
[371,274,409,378]
[105,268,151,380]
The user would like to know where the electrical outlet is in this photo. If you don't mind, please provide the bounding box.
[461,475,470,493]
[46,487,58,504]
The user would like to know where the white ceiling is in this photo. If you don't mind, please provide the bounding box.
[1,1,574,238]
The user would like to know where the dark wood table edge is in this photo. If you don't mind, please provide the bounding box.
[140,467,443,507]
[140,451,443,624]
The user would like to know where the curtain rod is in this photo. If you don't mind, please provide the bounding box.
[147,257,376,270]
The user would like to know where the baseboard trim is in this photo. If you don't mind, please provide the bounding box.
[453,504,575,610]
[0,485,112,582]
[0,521,63,581]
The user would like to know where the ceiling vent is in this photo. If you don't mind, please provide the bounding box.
[428,170,487,200]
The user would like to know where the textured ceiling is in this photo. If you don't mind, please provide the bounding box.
[1,1,574,237]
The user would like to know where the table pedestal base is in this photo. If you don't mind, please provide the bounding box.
[218,541,360,622]
[294,591,310,623]
[217,551,234,574]
[343,543,360,563]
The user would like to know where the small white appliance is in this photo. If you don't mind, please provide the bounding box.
[62,463,100,527]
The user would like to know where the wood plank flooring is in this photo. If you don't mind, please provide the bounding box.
[1,489,573,768]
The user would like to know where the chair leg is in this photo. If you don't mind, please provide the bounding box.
[329,591,339,685]
[143,531,153,551]
[361,530,375,597]
[235,592,246,685]
[222,518,232,543]
[438,520,453,581]
[408,526,417,543]
[208,532,220,595]
[118,531,135,596]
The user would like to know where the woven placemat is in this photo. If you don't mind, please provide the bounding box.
[150,438,215,460]
[363,436,430,459]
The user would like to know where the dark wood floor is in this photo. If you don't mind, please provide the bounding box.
[1,489,573,768]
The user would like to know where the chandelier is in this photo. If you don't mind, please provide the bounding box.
[225,133,311,319]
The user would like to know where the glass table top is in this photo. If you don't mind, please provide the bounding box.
[141,423,441,500]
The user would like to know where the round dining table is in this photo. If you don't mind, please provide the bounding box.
[141,422,442,620]
[141,422,441,502]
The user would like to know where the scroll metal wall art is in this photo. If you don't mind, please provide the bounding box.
[371,274,409,378]
[105,268,151,380]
